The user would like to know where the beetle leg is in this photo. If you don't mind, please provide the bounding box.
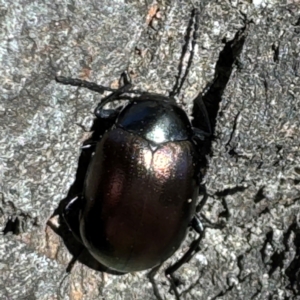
[192,127,211,141]
[81,141,97,150]
[195,186,225,229]
[148,264,164,300]
[163,214,223,298]
[198,213,225,230]
[164,236,203,300]
[94,107,121,120]
[62,195,83,244]
[191,214,204,234]
[195,184,208,213]
[65,248,86,273]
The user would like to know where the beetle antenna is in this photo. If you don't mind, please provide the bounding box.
[169,8,200,98]
[94,73,132,116]
[55,76,117,94]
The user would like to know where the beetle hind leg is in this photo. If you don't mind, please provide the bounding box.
[159,214,223,300]
[148,231,203,300]
[165,236,203,300]
[148,264,164,300]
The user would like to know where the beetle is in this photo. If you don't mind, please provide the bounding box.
[56,8,215,300]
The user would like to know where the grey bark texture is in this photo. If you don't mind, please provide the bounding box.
[1,0,300,299]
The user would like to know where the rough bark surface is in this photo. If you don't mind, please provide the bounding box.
[1,0,300,299]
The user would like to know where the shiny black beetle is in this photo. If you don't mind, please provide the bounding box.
[56,9,214,300]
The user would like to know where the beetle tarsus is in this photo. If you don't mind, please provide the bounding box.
[199,213,225,230]
[66,248,85,273]
[167,273,181,300]
[120,71,131,85]
[148,264,164,300]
